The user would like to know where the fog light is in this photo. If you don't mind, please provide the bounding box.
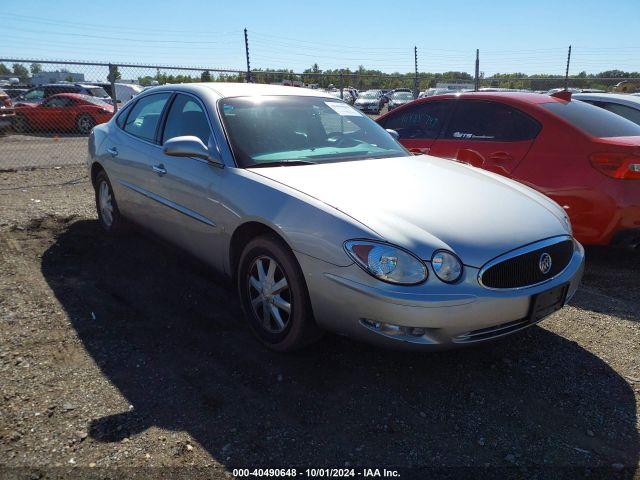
[410,327,426,336]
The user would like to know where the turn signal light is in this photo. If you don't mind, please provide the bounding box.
[590,153,640,179]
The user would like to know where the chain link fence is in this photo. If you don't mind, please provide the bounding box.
[1,58,639,172]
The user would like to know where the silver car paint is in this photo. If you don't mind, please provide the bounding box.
[88,83,584,349]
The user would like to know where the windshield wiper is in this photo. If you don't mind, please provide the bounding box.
[250,160,316,168]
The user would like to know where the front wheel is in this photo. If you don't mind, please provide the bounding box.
[237,235,322,351]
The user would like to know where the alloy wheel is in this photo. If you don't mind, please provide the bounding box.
[247,255,292,334]
[98,180,114,228]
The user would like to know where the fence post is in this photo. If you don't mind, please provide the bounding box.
[244,28,251,83]
[339,71,344,100]
[474,49,480,91]
[108,63,118,113]
[413,46,419,98]
[564,45,572,91]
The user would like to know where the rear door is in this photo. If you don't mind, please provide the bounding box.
[378,100,454,154]
[429,100,541,176]
[105,92,172,230]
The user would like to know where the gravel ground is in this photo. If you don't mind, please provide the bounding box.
[0,166,638,479]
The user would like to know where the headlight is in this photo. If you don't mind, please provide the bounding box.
[431,250,463,283]
[344,240,427,285]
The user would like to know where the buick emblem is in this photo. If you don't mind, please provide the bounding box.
[539,253,552,274]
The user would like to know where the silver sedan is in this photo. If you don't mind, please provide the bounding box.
[88,83,584,351]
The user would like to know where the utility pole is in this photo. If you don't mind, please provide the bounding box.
[339,70,344,99]
[244,28,251,83]
[413,46,418,98]
[564,45,572,91]
[474,49,480,91]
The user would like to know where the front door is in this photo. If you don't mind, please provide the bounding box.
[429,100,541,176]
[379,100,454,154]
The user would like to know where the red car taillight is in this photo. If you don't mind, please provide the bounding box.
[590,153,640,180]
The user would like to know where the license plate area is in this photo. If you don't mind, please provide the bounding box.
[529,283,569,323]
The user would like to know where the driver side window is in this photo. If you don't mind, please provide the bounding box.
[23,88,44,101]
[382,101,452,139]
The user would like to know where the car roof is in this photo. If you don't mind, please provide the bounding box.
[419,91,567,105]
[572,92,640,106]
[150,82,336,99]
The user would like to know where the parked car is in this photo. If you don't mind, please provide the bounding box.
[95,82,144,105]
[573,93,640,126]
[88,83,583,351]
[14,93,114,134]
[0,88,15,134]
[387,91,414,111]
[376,91,640,248]
[15,83,111,105]
[2,87,29,98]
[354,90,384,114]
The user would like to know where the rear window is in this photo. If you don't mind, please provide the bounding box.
[543,100,640,138]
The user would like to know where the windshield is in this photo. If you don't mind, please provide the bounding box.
[543,100,640,138]
[359,92,378,99]
[79,95,112,106]
[219,95,409,167]
[87,87,109,98]
[392,92,413,101]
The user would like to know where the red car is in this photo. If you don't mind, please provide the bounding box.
[14,93,114,135]
[377,92,640,248]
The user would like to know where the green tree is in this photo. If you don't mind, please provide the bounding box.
[30,63,43,75]
[12,64,29,82]
[201,70,212,82]
[0,63,10,75]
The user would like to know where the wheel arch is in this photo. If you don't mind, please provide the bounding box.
[90,161,105,187]
[228,221,293,280]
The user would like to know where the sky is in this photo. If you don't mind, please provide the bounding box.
[2,0,640,77]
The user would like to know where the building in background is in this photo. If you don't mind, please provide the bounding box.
[31,71,85,85]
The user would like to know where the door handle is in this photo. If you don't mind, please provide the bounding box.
[152,164,167,175]
[107,146,118,157]
[489,151,513,162]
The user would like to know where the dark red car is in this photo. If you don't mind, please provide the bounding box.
[377,92,640,248]
[14,93,114,135]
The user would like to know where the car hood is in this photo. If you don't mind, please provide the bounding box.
[250,155,569,267]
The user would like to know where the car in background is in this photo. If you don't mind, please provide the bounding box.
[354,90,384,114]
[95,82,144,105]
[376,92,640,248]
[14,93,114,134]
[419,88,450,98]
[0,88,15,134]
[387,91,414,111]
[2,88,29,98]
[573,93,640,126]
[15,83,112,105]
[88,83,583,351]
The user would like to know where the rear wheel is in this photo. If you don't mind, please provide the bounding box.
[94,170,126,235]
[77,114,96,134]
[237,235,322,351]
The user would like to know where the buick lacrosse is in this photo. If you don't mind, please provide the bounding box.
[88,83,584,351]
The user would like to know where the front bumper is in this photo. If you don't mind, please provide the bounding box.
[295,241,585,350]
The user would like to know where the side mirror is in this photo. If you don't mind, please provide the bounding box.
[386,129,399,140]
[163,135,223,166]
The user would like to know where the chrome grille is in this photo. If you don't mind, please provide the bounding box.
[480,238,574,289]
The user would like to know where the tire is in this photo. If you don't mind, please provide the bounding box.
[237,235,322,352]
[94,170,126,235]
[77,114,96,135]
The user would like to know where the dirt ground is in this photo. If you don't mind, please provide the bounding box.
[0,166,638,479]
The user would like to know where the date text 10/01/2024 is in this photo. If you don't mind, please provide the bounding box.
[232,468,401,477]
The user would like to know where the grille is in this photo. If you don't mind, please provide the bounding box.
[480,239,574,289]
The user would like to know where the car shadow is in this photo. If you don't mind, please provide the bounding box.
[573,246,640,322]
[40,219,638,475]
